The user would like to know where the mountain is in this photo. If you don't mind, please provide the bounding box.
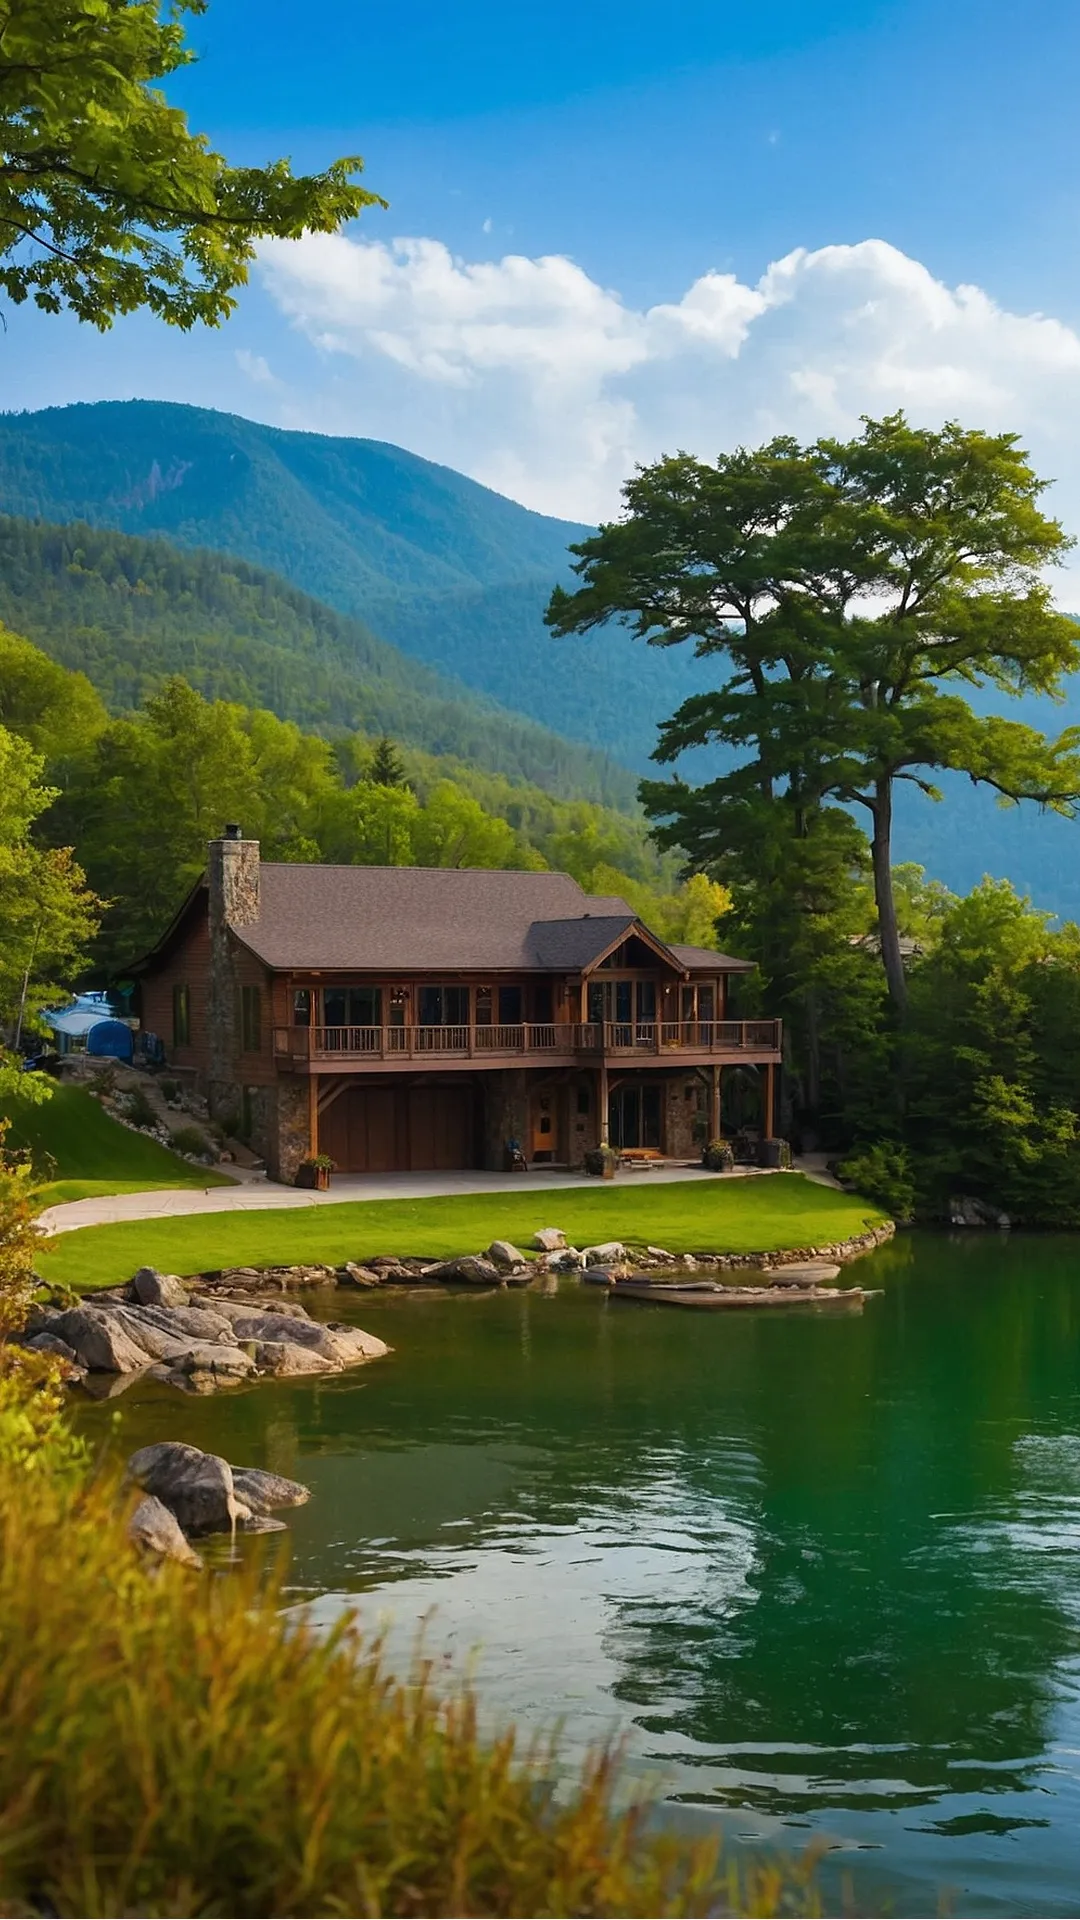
[0,399,713,768]
[1,398,1080,916]
[0,513,636,807]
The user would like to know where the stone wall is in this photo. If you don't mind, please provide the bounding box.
[266,1079,312,1183]
[206,834,261,1083]
[480,1070,528,1170]
[664,1075,705,1160]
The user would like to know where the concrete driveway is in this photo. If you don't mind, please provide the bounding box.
[37,1161,770,1236]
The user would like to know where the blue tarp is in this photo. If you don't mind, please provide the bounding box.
[85,1019,133,1061]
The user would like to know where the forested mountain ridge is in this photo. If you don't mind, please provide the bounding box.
[0,512,636,807]
[0,399,714,767]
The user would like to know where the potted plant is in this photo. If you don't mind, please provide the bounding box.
[296,1152,336,1191]
[584,1143,619,1180]
[701,1138,734,1173]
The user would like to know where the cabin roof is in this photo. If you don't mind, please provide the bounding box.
[135,863,754,976]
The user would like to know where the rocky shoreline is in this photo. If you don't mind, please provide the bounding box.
[19,1222,893,1395]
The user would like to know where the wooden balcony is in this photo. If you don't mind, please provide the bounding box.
[272,1019,782,1072]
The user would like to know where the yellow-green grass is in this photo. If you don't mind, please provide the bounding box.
[4,1081,234,1208]
[44,1174,886,1292]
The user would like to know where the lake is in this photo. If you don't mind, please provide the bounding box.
[76,1232,1080,1916]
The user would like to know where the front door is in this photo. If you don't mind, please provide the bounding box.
[530,1087,559,1162]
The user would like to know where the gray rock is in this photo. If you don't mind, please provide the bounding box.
[217,1310,343,1360]
[49,1306,151,1373]
[175,1343,256,1380]
[127,1443,247,1536]
[646,1245,675,1261]
[532,1227,567,1251]
[548,1247,587,1271]
[583,1242,626,1266]
[212,1297,311,1326]
[486,1239,526,1268]
[128,1493,203,1569]
[104,1307,194,1363]
[423,1256,502,1286]
[24,1330,81,1365]
[321,1322,390,1363]
[231,1467,311,1513]
[338,1263,381,1287]
[131,1267,190,1309]
[237,1514,288,1534]
[253,1340,340,1377]
[949,1195,1011,1229]
[129,1302,237,1343]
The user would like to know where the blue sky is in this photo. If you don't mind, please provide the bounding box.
[10,0,1080,536]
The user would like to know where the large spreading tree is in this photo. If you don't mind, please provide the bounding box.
[0,0,383,327]
[548,415,1080,1010]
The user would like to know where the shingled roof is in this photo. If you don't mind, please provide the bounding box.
[221,865,753,973]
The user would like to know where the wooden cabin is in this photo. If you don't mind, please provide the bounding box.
[132,828,782,1181]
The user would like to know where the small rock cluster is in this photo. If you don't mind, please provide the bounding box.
[127,1440,311,1569]
[24,1266,389,1394]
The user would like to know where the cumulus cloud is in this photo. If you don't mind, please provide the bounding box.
[234,348,280,389]
[256,233,1080,537]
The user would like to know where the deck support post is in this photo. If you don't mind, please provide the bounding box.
[764,1061,776,1140]
[709,1064,721,1141]
[308,1074,318,1158]
[598,1059,609,1145]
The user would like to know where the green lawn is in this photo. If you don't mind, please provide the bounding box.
[41,1173,888,1292]
[4,1082,234,1208]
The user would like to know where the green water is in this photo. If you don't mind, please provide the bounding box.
[77,1234,1080,1915]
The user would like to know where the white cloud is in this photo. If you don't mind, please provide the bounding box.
[256,233,1080,541]
[234,348,280,389]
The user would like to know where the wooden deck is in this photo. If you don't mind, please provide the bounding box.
[272,1019,783,1074]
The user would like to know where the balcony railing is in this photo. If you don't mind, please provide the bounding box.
[273,1019,781,1063]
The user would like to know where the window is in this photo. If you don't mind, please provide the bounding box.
[172,984,190,1048]
[576,1084,591,1116]
[531,981,553,1023]
[323,987,382,1028]
[475,987,493,1026]
[418,986,469,1026]
[241,984,261,1052]
[498,985,523,1026]
[293,989,311,1028]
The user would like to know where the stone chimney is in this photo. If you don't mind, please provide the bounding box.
[206,827,260,1087]
[208,824,260,936]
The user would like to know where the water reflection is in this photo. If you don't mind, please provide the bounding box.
[75,1234,1080,1916]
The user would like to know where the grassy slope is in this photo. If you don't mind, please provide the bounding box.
[5,1083,233,1207]
[43,1174,886,1291]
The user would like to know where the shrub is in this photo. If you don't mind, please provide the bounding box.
[88,1064,117,1097]
[583,1145,619,1177]
[0,1349,88,1481]
[123,1085,158,1131]
[0,1465,818,1918]
[159,1077,182,1103]
[170,1124,210,1159]
[701,1139,734,1173]
[0,1122,38,1334]
[837,1141,916,1223]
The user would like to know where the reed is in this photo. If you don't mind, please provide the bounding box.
[0,1464,820,1918]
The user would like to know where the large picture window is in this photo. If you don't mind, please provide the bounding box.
[323,987,382,1029]
[172,984,190,1048]
[241,984,261,1053]
[418,986,469,1026]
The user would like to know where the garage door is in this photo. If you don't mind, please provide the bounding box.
[321,1085,475,1172]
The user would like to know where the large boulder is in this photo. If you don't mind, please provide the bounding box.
[532,1227,567,1251]
[337,1263,382,1288]
[49,1307,151,1374]
[949,1195,1011,1230]
[128,1302,237,1343]
[174,1343,257,1380]
[423,1256,502,1286]
[128,1493,203,1569]
[104,1307,194,1364]
[24,1330,81,1366]
[220,1311,388,1366]
[583,1242,626,1266]
[548,1247,587,1271]
[231,1467,311,1514]
[253,1341,340,1377]
[211,1298,312,1327]
[321,1322,390,1364]
[127,1443,246,1536]
[486,1239,526,1269]
[131,1267,190,1309]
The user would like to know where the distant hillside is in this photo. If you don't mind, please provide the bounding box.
[0,513,637,807]
[0,399,713,767]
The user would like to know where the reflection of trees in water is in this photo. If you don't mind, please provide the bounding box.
[78,1240,1080,1823]
[597,1237,1080,1814]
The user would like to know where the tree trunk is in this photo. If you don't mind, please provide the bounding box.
[871,777,907,1012]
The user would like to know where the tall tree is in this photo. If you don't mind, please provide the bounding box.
[548,416,1080,1009]
[366,737,408,789]
[0,0,383,328]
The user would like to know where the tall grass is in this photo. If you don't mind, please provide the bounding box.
[0,1466,819,1918]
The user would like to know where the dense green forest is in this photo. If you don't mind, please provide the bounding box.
[0,400,714,767]
[4,399,1080,913]
[0,512,636,807]
[0,624,725,969]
